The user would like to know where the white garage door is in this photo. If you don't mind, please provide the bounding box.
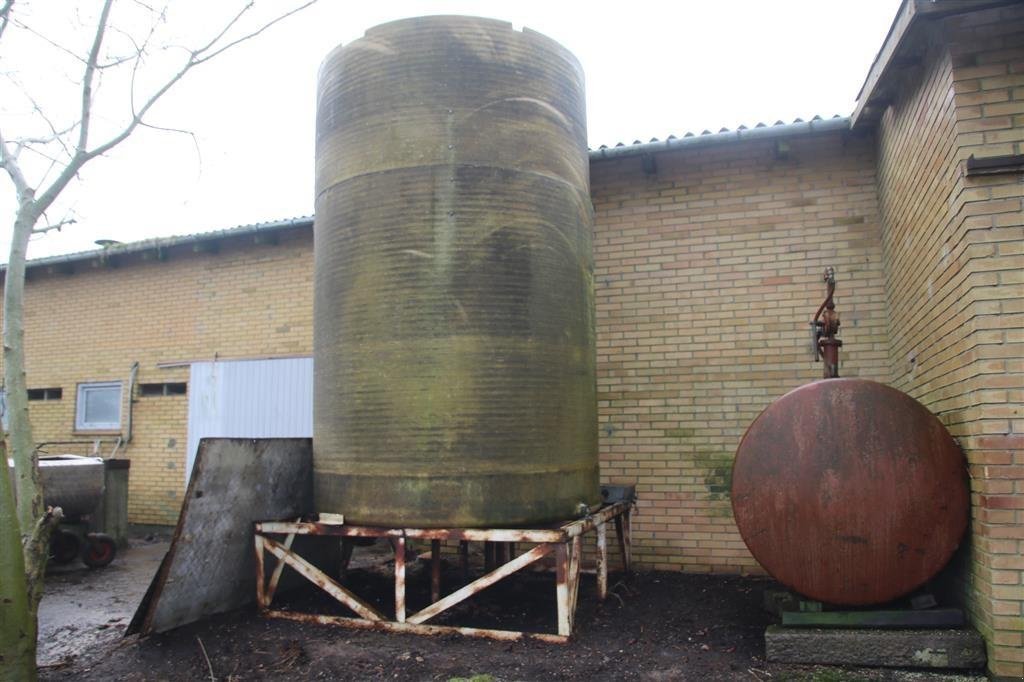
[185,357,313,482]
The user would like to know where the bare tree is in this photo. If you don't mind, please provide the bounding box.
[0,2,317,678]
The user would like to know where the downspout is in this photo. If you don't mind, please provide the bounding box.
[126,362,139,444]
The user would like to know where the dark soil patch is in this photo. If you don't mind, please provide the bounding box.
[40,562,985,681]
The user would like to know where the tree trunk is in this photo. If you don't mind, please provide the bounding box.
[0,443,35,682]
[1,204,48,681]
[4,205,41,535]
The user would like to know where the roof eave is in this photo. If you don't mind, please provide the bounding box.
[852,0,1020,128]
[588,116,852,163]
[2,215,314,275]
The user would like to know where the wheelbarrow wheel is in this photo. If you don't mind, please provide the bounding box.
[82,533,116,568]
[50,529,81,565]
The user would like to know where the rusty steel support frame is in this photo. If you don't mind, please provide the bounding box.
[253,501,633,642]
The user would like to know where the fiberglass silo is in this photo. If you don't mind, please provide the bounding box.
[313,16,599,527]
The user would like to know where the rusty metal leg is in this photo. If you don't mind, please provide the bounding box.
[265,532,296,605]
[339,538,354,581]
[555,542,571,637]
[254,534,267,609]
[596,521,608,601]
[459,540,470,581]
[484,541,495,572]
[615,512,632,574]
[394,535,407,623]
[495,542,507,566]
[623,510,633,573]
[508,542,516,560]
[568,535,581,622]
[430,539,442,603]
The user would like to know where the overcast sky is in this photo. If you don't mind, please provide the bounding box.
[0,0,900,261]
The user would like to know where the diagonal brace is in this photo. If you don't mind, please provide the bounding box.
[263,535,385,621]
[407,543,553,625]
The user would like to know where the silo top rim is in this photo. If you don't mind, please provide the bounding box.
[324,15,583,75]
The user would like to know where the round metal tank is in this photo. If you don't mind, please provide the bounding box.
[731,378,969,605]
[39,455,105,519]
[313,16,599,527]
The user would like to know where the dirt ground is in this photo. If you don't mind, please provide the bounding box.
[37,535,169,668]
[38,538,988,681]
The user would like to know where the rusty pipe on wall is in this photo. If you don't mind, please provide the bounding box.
[810,267,842,379]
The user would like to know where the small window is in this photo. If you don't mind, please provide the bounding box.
[28,387,63,401]
[139,382,187,397]
[75,382,122,431]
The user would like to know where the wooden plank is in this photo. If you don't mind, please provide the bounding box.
[782,608,965,629]
[127,438,319,635]
[596,521,608,601]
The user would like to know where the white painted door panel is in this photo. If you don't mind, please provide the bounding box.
[185,357,313,481]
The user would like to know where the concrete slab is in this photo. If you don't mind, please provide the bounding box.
[765,625,987,670]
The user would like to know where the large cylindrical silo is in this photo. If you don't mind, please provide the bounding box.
[313,16,599,527]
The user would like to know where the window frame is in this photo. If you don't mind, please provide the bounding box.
[139,382,187,397]
[75,381,123,431]
[27,387,63,401]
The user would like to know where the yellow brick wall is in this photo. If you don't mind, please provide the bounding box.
[0,14,1016,664]
[875,6,1024,676]
[4,227,314,525]
[591,130,890,573]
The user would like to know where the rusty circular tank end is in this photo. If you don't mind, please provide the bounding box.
[730,378,969,606]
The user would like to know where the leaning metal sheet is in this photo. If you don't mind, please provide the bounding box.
[127,438,328,635]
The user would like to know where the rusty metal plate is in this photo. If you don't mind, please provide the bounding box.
[731,378,968,606]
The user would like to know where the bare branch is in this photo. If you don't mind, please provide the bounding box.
[98,52,138,69]
[192,1,318,66]
[193,1,254,57]
[139,119,202,171]
[15,144,65,168]
[32,217,75,235]
[32,0,320,218]
[9,17,86,65]
[0,0,13,43]
[0,127,33,203]
[5,76,77,160]
[77,0,116,155]
[127,5,167,117]
[29,154,61,192]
